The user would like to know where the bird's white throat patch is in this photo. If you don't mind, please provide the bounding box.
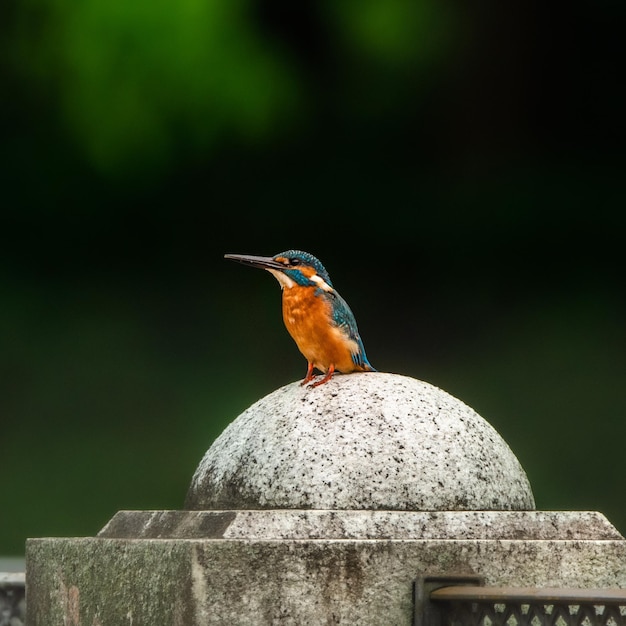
[266,268,333,292]
[267,269,295,289]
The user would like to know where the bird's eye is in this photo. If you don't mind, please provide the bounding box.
[290,258,301,266]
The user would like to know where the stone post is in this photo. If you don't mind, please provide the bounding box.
[26,374,626,625]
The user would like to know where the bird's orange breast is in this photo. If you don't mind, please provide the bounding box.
[281,286,361,374]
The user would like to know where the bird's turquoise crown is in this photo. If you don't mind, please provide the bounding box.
[275,250,334,289]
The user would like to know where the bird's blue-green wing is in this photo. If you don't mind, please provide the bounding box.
[325,290,375,370]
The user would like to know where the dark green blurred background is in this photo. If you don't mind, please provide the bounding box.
[1,0,625,555]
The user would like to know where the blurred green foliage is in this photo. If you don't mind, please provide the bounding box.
[14,0,301,173]
[11,0,448,175]
[328,0,450,68]
[1,0,625,556]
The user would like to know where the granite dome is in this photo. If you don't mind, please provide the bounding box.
[186,373,535,511]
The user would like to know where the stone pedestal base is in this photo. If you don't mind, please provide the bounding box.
[26,511,626,625]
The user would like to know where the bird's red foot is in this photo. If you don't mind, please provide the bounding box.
[309,364,335,388]
[301,362,315,386]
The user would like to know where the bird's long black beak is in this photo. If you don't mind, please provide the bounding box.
[224,253,285,271]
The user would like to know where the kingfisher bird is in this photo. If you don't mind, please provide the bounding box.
[225,250,376,387]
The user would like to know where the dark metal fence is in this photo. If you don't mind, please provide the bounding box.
[415,577,626,626]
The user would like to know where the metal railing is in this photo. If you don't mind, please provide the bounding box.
[414,577,626,626]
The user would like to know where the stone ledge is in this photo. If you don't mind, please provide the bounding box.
[98,510,624,541]
[26,532,626,626]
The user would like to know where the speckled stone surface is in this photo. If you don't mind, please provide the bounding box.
[99,510,623,541]
[27,533,626,625]
[26,376,626,624]
[186,373,535,511]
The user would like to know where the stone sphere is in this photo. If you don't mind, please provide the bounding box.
[185,373,535,511]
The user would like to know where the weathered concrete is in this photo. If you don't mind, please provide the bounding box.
[99,509,623,541]
[186,374,535,511]
[0,572,25,626]
[26,516,626,625]
[25,374,626,624]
